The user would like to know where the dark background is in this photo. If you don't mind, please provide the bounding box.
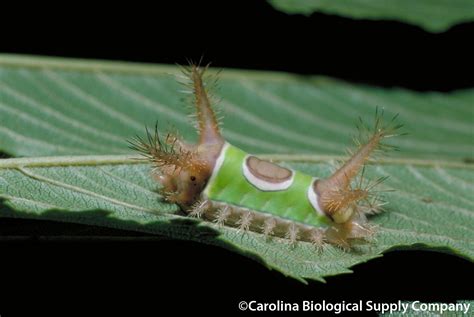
[0,1,473,315]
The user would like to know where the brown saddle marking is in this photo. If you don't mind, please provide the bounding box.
[245,156,292,184]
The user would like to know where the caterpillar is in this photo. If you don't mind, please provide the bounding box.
[130,64,402,249]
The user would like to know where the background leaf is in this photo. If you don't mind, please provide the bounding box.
[268,0,474,33]
[0,55,473,281]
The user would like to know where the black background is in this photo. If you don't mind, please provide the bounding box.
[0,1,473,316]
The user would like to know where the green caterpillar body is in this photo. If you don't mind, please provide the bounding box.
[204,143,330,228]
[131,64,401,249]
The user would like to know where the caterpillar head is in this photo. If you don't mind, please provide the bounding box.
[151,142,224,209]
[158,163,211,209]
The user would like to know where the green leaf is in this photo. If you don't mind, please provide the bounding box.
[0,55,473,282]
[268,0,474,33]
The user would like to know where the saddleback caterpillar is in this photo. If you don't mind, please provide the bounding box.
[130,64,402,249]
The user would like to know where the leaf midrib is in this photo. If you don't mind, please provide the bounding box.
[0,154,471,169]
